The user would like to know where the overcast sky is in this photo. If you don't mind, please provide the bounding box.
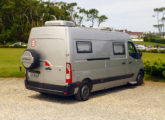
[52,0,165,32]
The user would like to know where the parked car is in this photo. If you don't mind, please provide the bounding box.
[148,45,152,48]
[10,42,27,47]
[136,44,146,50]
[21,20,144,101]
[160,45,165,48]
[157,48,165,51]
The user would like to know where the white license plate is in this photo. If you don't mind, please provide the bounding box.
[29,72,39,78]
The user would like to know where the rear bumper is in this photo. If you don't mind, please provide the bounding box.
[25,79,79,96]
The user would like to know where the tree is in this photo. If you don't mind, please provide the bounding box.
[97,15,108,27]
[87,9,99,27]
[153,7,165,38]
[0,1,109,44]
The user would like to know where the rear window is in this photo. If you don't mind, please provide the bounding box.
[76,41,92,53]
[113,42,125,55]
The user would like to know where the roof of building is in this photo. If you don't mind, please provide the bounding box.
[119,30,143,35]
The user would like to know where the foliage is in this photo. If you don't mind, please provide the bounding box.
[143,37,165,44]
[139,49,165,53]
[153,7,165,37]
[142,53,165,79]
[0,0,108,44]
[97,15,108,27]
[134,41,165,47]
[144,61,165,78]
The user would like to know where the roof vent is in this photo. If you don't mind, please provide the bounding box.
[45,20,75,27]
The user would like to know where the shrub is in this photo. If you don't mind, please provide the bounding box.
[144,37,165,44]
[0,44,9,48]
[144,61,165,78]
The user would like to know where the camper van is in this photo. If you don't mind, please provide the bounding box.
[21,20,144,101]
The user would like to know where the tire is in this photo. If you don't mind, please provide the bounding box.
[136,71,144,86]
[21,49,40,69]
[75,81,91,101]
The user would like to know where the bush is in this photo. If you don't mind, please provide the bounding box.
[138,49,165,53]
[0,44,9,48]
[144,61,165,78]
[144,37,165,44]
[9,45,27,48]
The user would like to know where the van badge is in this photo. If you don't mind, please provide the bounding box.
[31,40,36,47]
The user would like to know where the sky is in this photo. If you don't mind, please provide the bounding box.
[51,0,165,32]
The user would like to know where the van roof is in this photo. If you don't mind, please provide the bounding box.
[30,26,131,41]
[68,27,131,41]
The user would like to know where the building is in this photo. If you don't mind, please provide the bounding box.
[119,30,144,41]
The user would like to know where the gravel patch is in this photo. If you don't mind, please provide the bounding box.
[0,78,165,120]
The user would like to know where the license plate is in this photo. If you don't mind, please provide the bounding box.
[29,72,39,78]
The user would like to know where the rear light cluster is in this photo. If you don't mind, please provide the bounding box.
[45,61,50,66]
[66,63,72,83]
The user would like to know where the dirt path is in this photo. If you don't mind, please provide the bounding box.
[0,78,165,120]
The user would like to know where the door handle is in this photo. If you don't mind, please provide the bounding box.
[129,61,132,64]
[122,62,126,65]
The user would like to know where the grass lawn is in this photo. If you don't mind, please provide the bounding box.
[0,48,25,77]
[142,52,165,63]
[0,48,165,79]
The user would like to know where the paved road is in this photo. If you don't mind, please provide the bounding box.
[0,78,165,120]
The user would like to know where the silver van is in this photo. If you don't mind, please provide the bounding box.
[21,20,144,101]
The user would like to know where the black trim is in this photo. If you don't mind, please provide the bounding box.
[25,79,78,96]
[25,73,134,96]
[87,57,110,61]
[92,74,134,85]
[76,41,93,53]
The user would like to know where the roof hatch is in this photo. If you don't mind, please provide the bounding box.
[45,20,75,27]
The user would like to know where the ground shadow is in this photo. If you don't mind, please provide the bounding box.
[91,84,140,99]
[29,83,142,104]
[29,93,78,104]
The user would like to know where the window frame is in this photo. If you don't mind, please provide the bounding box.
[76,41,93,53]
[113,42,126,55]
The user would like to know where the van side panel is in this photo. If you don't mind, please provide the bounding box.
[69,28,131,92]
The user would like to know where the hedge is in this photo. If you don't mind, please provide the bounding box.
[144,61,165,78]
[144,37,165,44]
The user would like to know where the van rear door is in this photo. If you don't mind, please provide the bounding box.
[27,27,67,86]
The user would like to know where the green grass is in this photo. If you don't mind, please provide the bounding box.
[134,41,165,47]
[142,52,165,63]
[0,48,165,80]
[0,48,26,77]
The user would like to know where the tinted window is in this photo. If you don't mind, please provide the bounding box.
[113,42,125,55]
[128,42,137,58]
[76,41,92,53]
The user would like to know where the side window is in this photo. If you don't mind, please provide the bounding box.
[76,41,92,53]
[113,42,125,55]
[128,42,137,58]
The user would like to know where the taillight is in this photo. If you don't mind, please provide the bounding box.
[45,61,50,66]
[66,63,72,83]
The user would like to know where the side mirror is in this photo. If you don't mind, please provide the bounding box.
[138,51,142,59]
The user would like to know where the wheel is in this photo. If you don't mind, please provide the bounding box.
[136,71,144,85]
[21,49,40,69]
[75,81,91,101]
